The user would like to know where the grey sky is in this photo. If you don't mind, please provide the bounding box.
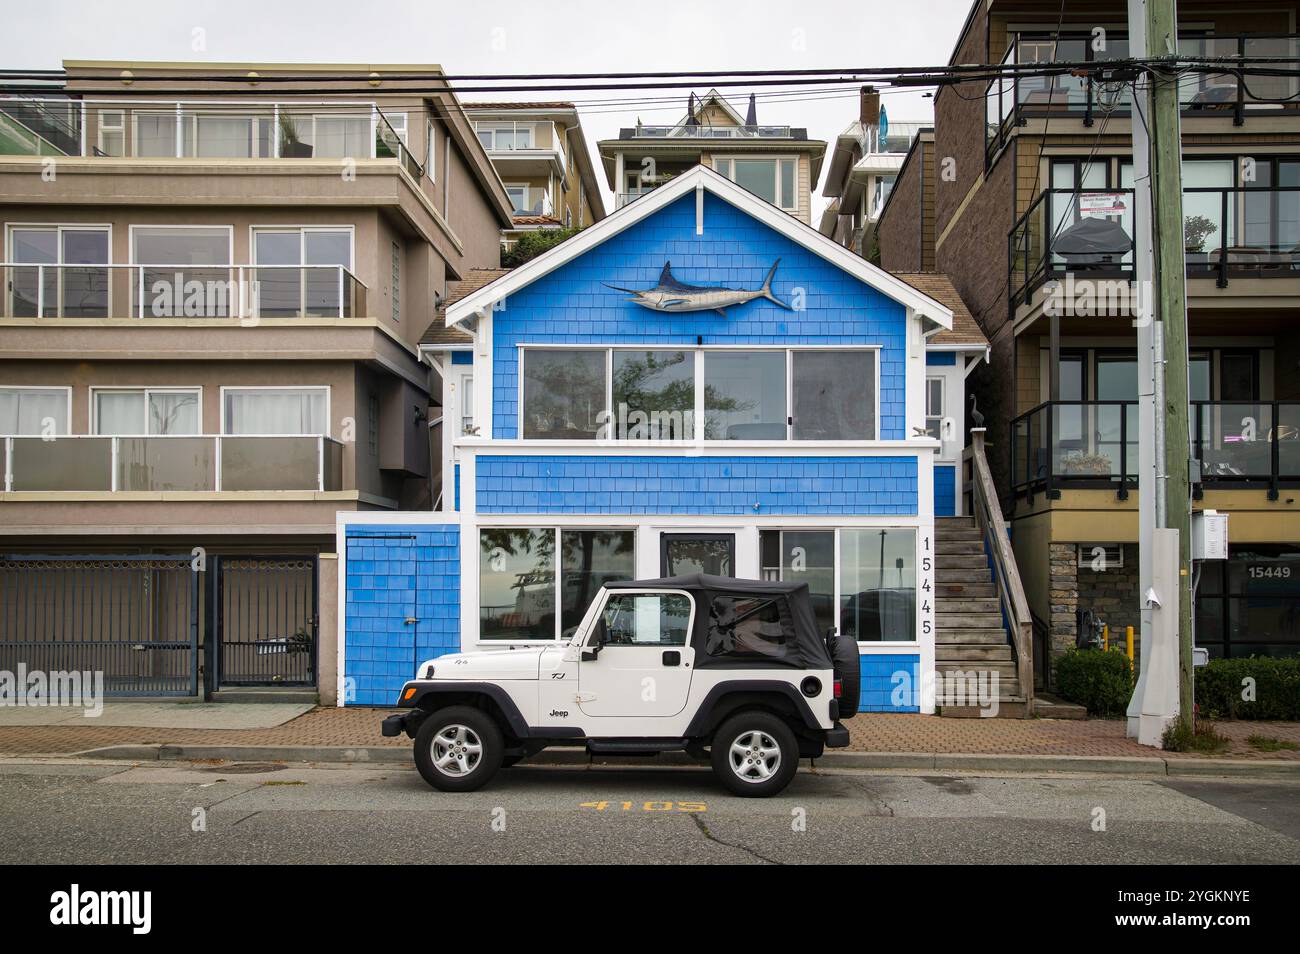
[1,0,974,209]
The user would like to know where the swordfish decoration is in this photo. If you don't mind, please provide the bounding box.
[604,259,792,316]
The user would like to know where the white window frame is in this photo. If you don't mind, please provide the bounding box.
[249,224,355,319]
[925,375,945,439]
[97,109,125,156]
[425,119,436,182]
[504,183,530,213]
[517,344,882,443]
[0,385,73,435]
[478,525,639,644]
[89,386,203,436]
[4,223,114,317]
[476,122,534,151]
[218,385,331,437]
[712,155,799,210]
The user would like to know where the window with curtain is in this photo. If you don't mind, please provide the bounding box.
[94,389,200,435]
[0,387,68,435]
[222,388,327,435]
[313,115,371,158]
[791,351,875,440]
[135,111,178,157]
[189,113,255,158]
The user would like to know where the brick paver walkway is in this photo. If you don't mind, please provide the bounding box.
[0,707,1297,760]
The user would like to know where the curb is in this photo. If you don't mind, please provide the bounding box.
[56,743,1300,778]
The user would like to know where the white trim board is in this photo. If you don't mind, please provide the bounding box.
[445,164,953,331]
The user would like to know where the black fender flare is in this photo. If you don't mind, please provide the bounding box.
[682,680,824,738]
[399,681,532,739]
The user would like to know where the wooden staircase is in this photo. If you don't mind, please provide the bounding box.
[934,516,1028,717]
[933,428,1035,719]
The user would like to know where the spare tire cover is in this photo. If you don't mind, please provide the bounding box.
[832,635,861,719]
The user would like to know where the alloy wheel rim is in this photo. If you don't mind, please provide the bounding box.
[431,724,483,777]
[728,729,781,783]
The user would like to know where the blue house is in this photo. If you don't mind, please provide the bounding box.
[340,165,991,714]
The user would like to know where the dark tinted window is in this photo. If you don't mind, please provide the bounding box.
[705,595,795,660]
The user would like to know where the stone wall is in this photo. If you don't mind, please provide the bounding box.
[1048,542,1078,663]
[1077,542,1141,653]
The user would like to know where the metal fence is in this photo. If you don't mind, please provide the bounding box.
[0,555,198,696]
[215,556,317,687]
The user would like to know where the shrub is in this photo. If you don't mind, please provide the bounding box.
[1161,717,1229,755]
[1054,649,1134,717]
[502,227,580,268]
[1195,657,1300,721]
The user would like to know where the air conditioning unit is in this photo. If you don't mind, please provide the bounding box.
[1078,543,1124,571]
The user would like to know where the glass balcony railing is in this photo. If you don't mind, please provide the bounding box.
[0,263,366,319]
[1008,186,1300,303]
[1010,400,1300,500]
[1,435,344,492]
[986,33,1300,162]
[0,97,423,176]
[623,124,794,139]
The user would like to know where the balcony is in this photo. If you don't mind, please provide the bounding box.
[1008,186,1300,304]
[1010,400,1300,500]
[620,124,795,139]
[0,97,423,177]
[985,33,1300,162]
[0,263,366,319]
[473,120,566,173]
[0,434,344,493]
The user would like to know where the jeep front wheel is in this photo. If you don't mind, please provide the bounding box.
[709,711,800,797]
[413,705,504,792]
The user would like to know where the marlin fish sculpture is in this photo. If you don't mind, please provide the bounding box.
[604,259,792,315]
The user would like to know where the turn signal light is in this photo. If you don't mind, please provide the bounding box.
[402,686,417,701]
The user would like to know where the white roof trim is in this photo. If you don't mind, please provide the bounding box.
[445,164,953,329]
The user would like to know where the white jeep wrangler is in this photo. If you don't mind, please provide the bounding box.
[382,574,859,797]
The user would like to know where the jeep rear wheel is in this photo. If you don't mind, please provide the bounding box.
[710,711,800,797]
[413,705,504,792]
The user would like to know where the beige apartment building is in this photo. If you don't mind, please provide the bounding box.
[464,102,606,248]
[877,0,1300,682]
[597,89,826,224]
[0,61,513,701]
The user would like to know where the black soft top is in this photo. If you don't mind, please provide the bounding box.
[604,574,833,670]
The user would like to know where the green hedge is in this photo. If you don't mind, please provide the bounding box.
[1195,658,1300,721]
[1054,649,1134,717]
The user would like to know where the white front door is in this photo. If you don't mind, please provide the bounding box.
[578,590,695,720]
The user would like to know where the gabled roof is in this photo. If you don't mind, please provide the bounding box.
[446,164,954,330]
[420,268,511,348]
[893,273,987,349]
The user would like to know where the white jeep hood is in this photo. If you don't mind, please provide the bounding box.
[421,646,551,681]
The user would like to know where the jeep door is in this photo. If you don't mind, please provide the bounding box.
[577,590,695,719]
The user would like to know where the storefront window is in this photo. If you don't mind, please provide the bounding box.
[760,529,835,635]
[840,528,916,642]
[480,528,636,640]
[560,530,635,637]
[1196,546,1300,658]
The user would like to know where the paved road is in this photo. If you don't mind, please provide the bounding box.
[0,758,1297,864]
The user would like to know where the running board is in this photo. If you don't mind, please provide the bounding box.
[586,738,689,754]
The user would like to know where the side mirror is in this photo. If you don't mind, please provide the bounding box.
[581,619,607,662]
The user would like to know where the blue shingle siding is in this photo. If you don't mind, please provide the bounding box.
[344,524,460,706]
[925,351,957,366]
[453,463,461,512]
[476,455,918,515]
[859,653,921,712]
[491,192,909,440]
[934,464,956,517]
[451,352,473,366]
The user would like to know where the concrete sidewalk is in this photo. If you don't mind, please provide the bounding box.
[0,702,313,729]
[0,705,1297,776]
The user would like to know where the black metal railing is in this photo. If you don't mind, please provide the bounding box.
[1009,185,1300,303]
[1011,399,1300,500]
[987,32,1300,162]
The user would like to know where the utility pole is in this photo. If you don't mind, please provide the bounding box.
[1145,0,1195,727]
[1127,0,1193,741]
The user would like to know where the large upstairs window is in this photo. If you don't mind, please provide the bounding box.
[519,347,878,442]
[713,157,798,210]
